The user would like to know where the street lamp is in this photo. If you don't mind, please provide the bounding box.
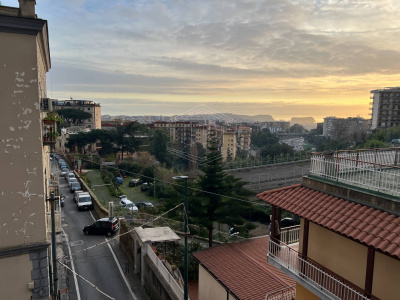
[172,175,188,300]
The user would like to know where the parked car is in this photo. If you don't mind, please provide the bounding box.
[141,182,149,191]
[129,179,142,187]
[116,177,123,185]
[280,218,299,228]
[61,168,69,176]
[70,182,81,193]
[73,190,86,203]
[83,217,119,237]
[136,202,154,209]
[68,177,78,187]
[77,192,93,211]
[65,172,75,181]
[120,199,138,212]
[119,195,127,200]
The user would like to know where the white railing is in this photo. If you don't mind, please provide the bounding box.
[280,225,300,244]
[265,285,296,300]
[310,152,400,197]
[146,244,184,300]
[268,239,370,300]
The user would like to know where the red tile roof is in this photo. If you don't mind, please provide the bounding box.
[193,236,294,300]
[257,184,400,259]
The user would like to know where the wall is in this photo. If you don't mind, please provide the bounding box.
[372,252,400,300]
[0,31,47,248]
[307,222,367,289]
[198,265,234,300]
[296,283,321,300]
[76,172,108,218]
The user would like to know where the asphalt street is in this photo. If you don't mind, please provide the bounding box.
[54,161,149,300]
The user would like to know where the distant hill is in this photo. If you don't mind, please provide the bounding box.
[235,114,275,122]
[290,117,317,130]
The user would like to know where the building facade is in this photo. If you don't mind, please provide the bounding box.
[0,1,54,299]
[323,116,369,142]
[221,129,237,162]
[53,99,102,129]
[258,149,400,300]
[236,126,252,151]
[261,121,290,133]
[371,87,400,130]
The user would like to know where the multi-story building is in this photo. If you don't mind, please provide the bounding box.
[52,99,101,129]
[261,121,290,133]
[258,148,400,300]
[236,126,252,151]
[323,116,369,142]
[370,87,400,130]
[221,129,237,161]
[0,1,56,298]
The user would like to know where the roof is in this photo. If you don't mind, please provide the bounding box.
[257,184,400,259]
[193,236,294,300]
[135,227,180,243]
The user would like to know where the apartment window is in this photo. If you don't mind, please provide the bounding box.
[88,108,90,111]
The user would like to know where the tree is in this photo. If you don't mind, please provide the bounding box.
[113,122,143,160]
[149,129,170,164]
[289,124,307,134]
[251,129,279,148]
[56,108,92,127]
[192,129,252,247]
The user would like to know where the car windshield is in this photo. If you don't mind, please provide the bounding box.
[126,203,134,208]
[71,182,80,187]
[79,196,91,203]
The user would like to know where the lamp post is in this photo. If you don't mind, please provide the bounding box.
[172,175,188,300]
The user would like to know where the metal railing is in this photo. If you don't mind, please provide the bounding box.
[265,285,296,300]
[146,244,185,300]
[280,225,300,244]
[310,149,400,197]
[268,239,370,300]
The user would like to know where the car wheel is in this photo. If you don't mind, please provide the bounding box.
[106,231,112,237]
[84,230,89,235]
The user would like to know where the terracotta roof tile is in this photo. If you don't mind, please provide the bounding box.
[193,236,295,300]
[258,185,400,259]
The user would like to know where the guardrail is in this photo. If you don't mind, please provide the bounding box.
[310,150,400,197]
[146,244,185,300]
[268,239,371,300]
[280,225,300,244]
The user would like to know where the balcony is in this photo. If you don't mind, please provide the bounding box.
[268,239,374,300]
[42,120,58,145]
[310,149,400,197]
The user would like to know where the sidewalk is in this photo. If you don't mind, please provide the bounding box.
[57,233,69,300]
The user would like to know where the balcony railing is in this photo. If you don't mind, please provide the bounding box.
[310,149,400,197]
[268,239,372,300]
[280,225,300,244]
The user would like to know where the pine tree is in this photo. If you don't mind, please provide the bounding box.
[191,129,252,247]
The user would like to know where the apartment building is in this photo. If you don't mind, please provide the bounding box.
[323,116,369,142]
[221,129,237,162]
[370,87,400,130]
[52,99,102,129]
[236,126,252,151]
[0,1,55,299]
[261,121,290,133]
[258,148,400,300]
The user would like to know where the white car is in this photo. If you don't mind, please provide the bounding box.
[68,177,78,187]
[120,199,138,212]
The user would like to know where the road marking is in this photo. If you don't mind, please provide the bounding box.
[61,228,81,300]
[89,211,138,300]
[70,240,84,247]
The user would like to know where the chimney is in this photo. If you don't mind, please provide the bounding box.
[19,0,36,18]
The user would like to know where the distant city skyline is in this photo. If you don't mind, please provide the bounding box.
[4,0,400,121]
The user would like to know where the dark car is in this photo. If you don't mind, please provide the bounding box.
[129,178,142,187]
[136,202,154,209]
[70,182,82,193]
[141,182,149,191]
[83,217,119,237]
[280,218,299,228]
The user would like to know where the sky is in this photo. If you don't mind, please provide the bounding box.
[4,0,400,122]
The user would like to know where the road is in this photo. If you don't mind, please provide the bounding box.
[55,162,148,300]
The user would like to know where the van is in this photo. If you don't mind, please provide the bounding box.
[77,192,92,211]
[73,190,85,203]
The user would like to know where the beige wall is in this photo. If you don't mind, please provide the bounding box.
[296,283,321,300]
[372,252,400,300]
[198,265,235,300]
[0,254,33,299]
[308,222,367,289]
[0,32,48,247]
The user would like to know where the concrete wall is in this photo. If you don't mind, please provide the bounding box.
[308,222,367,289]
[296,283,321,300]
